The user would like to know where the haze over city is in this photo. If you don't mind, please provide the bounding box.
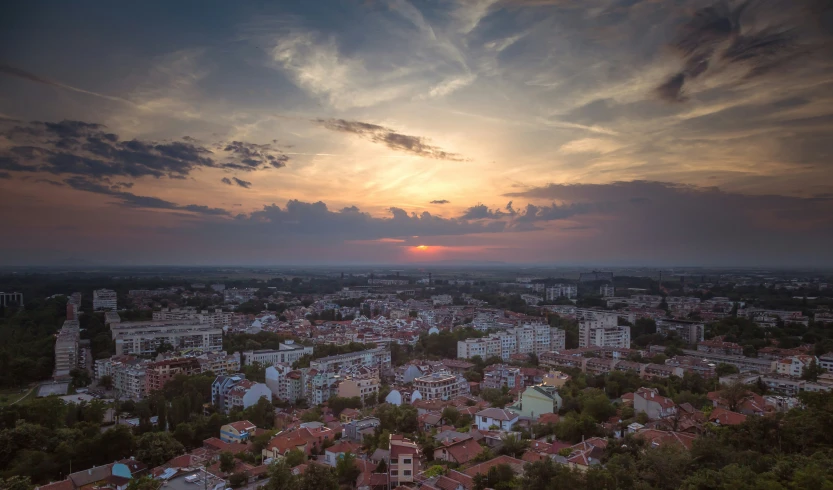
[1,0,832,266]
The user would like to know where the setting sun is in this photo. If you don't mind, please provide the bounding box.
[416,245,429,251]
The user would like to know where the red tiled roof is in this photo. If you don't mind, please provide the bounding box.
[463,455,525,477]
[709,407,747,426]
[446,470,473,490]
[634,429,697,449]
[438,438,482,465]
[37,480,74,490]
[228,420,257,432]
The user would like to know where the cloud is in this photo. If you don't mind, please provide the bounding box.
[63,176,229,216]
[232,177,252,189]
[317,118,464,161]
[221,177,233,185]
[655,0,829,103]
[430,199,450,204]
[0,119,290,180]
[0,63,135,105]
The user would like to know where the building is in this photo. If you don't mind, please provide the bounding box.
[93,289,118,311]
[697,340,743,356]
[144,357,201,393]
[579,313,630,348]
[212,374,247,413]
[243,342,314,366]
[309,347,391,374]
[475,407,520,431]
[54,320,80,379]
[600,285,615,298]
[337,374,381,401]
[343,417,380,442]
[389,434,421,487]
[457,337,501,360]
[227,380,272,412]
[153,307,232,328]
[220,420,257,443]
[656,319,705,345]
[776,355,818,378]
[457,325,562,361]
[112,362,148,400]
[431,295,453,306]
[111,321,223,356]
[633,387,676,420]
[665,356,716,378]
[509,385,562,419]
[0,291,23,307]
[551,327,566,351]
[413,371,469,401]
[546,285,577,301]
[482,365,523,391]
[196,351,241,375]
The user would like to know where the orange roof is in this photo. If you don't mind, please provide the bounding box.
[709,407,747,426]
[463,455,525,477]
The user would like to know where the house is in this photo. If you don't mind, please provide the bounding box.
[261,426,335,459]
[708,407,748,426]
[37,462,138,490]
[632,429,697,449]
[475,408,520,431]
[557,437,607,472]
[433,436,483,465]
[324,441,362,466]
[226,380,272,413]
[220,420,257,443]
[343,417,380,442]
[340,408,362,423]
[389,434,421,487]
[463,455,525,478]
[509,385,562,419]
[707,390,770,416]
[775,355,817,377]
[633,387,676,420]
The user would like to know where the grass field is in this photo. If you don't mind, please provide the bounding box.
[0,385,37,407]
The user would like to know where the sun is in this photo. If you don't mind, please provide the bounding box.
[416,245,429,251]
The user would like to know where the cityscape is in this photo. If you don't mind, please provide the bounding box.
[2,0,833,489]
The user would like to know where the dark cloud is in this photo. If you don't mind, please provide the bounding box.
[63,176,229,216]
[0,172,10,179]
[461,200,595,225]
[316,119,465,161]
[34,178,65,187]
[233,200,505,239]
[0,119,289,181]
[430,200,450,204]
[232,177,252,189]
[656,0,828,102]
[221,177,233,185]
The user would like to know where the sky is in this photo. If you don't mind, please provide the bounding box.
[0,0,832,266]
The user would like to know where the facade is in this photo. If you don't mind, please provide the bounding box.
[212,374,247,413]
[546,285,577,300]
[144,357,201,393]
[220,420,257,443]
[697,340,743,356]
[309,347,391,374]
[475,408,520,431]
[153,307,232,328]
[457,325,564,361]
[0,291,23,307]
[510,385,562,419]
[111,321,223,356]
[337,374,380,401]
[579,313,630,348]
[413,372,469,401]
[54,320,80,379]
[457,337,501,359]
[776,355,817,377]
[600,285,615,298]
[243,342,314,367]
[633,388,676,420]
[227,380,272,412]
[93,289,118,311]
[656,319,705,345]
[482,364,523,391]
[196,351,241,375]
[389,434,421,486]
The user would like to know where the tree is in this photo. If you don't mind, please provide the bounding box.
[441,407,461,426]
[296,463,339,490]
[719,380,750,412]
[219,451,236,473]
[265,460,297,490]
[135,432,185,467]
[301,407,323,423]
[499,433,529,458]
[126,476,162,490]
[374,458,387,473]
[228,472,248,488]
[285,448,307,467]
[716,363,739,377]
[335,452,361,488]
[802,359,825,382]
[0,476,34,490]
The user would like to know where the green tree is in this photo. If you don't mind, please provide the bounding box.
[135,432,185,467]
[498,433,529,458]
[802,358,825,382]
[98,375,113,390]
[227,472,248,488]
[125,476,162,490]
[335,452,361,488]
[296,463,339,490]
[0,476,35,490]
[441,407,461,426]
[219,451,236,473]
[284,448,306,467]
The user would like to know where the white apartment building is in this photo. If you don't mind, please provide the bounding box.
[551,327,566,351]
[579,312,630,348]
[600,285,615,298]
[243,341,313,366]
[309,347,391,374]
[457,337,501,359]
[54,320,80,378]
[93,289,118,311]
[431,295,453,306]
[153,307,233,328]
[457,325,564,360]
[111,321,223,356]
[413,371,469,401]
[546,284,577,301]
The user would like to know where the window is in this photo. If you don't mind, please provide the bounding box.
[403,458,411,464]
[390,470,398,476]
[404,470,412,476]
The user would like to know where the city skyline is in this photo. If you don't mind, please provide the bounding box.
[1,0,832,266]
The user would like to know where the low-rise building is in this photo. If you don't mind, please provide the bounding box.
[389,434,421,486]
[413,371,469,401]
[220,420,257,443]
[509,385,562,419]
[337,374,380,402]
[633,387,676,420]
[475,408,520,431]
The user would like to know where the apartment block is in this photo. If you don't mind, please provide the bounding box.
[413,371,469,401]
[111,321,223,356]
[144,357,201,393]
[456,324,564,361]
[579,312,630,348]
[546,284,577,300]
[389,435,421,487]
[153,307,232,328]
[656,319,705,345]
[93,289,118,311]
[54,320,80,379]
[309,347,391,374]
[243,341,314,367]
[337,374,381,401]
